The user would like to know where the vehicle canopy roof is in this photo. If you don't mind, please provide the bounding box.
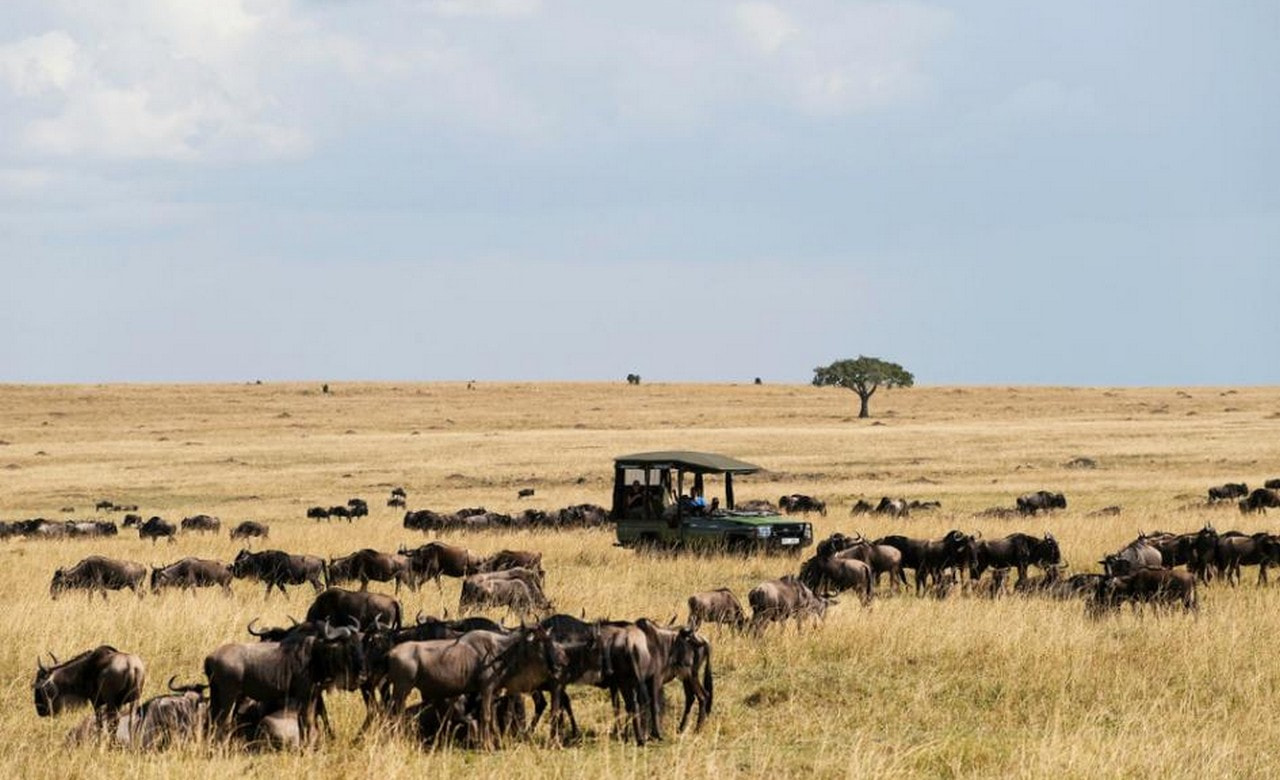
[613,451,763,475]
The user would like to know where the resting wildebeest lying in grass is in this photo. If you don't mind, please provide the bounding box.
[66,677,207,749]
[459,569,551,618]
[51,556,146,600]
[34,645,145,729]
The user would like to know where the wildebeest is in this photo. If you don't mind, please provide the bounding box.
[306,506,329,521]
[306,587,402,631]
[327,548,419,593]
[150,558,233,595]
[51,556,146,600]
[821,533,907,590]
[122,513,142,528]
[1208,482,1249,503]
[230,521,270,540]
[875,496,910,518]
[459,570,551,618]
[230,549,327,598]
[385,626,567,745]
[347,498,369,519]
[180,514,221,534]
[204,621,366,738]
[34,646,145,727]
[66,520,118,538]
[636,618,714,737]
[1266,478,1280,490]
[95,500,115,511]
[798,554,874,604]
[1240,488,1280,515]
[687,589,747,630]
[1017,491,1067,515]
[387,496,407,509]
[138,516,177,544]
[68,677,208,749]
[875,530,974,595]
[328,505,353,521]
[849,499,874,515]
[747,576,834,632]
[1213,532,1280,585]
[391,486,407,499]
[969,532,1062,582]
[779,494,827,516]
[479,549,545,581]
[1101,538,1164,576]
[398,541,482,585]
[517,488,536,499]
[1089,568,1197,615]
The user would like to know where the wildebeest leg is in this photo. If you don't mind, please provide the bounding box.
[479,687,495,747]
[316,692,334,739]
[360,577,369,592]
[620,685,644,745]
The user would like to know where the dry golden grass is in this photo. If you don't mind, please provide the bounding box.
[1,381,1279,779]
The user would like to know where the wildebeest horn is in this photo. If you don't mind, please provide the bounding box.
[287,615,300,626]
[48,652,59,666]
[247,618,267,637]
[346,616,361,631]
[415,610,427,625]
[36,656,47,673]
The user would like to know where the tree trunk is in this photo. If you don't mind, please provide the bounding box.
[857,393,871,418]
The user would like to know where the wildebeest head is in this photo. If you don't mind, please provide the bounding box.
[309,621,367,691]
[33,654,62,716]
[1038,533,1062,566]
[49,569,67,600]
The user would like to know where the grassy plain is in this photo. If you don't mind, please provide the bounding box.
[0,381,1278,779]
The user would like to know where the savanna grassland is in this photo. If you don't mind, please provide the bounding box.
[1,381,1279,779]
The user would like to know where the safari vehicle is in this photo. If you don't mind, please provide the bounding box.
[610,451,812,552]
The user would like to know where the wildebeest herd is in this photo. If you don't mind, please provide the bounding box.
[24,477,1280,753]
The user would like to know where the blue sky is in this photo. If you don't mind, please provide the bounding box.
[1,1,1276,384]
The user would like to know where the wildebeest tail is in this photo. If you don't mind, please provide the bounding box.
[392,600,403,630]
[322,560,330,588]
[701,639,713,715]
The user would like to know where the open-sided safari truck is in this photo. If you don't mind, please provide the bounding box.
[610,450,813,552]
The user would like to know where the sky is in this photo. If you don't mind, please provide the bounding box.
[0,1,1276,385]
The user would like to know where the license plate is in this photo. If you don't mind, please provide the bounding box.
[780,538,800,545]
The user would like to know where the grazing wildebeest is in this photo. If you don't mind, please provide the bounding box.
[138,516,177,544]
[399,541,482,586]
[459,570,551,617]
[327,549,419,593]
[1017,491,1067,515]
[875,497,910,518]
[51,556,146,600]
[1240,488,1280,515]
[385,627,567,745]
[779,494,827,516]
[798,554,874,604]
[636,618,714,737]
[122,513,142,528]
[328,505,352,522]
[1214,532,1280,585]
[230,521,269,540]
[1101,539,1164,577]
[150,558,233,595]
[969,532,1062,582]
[34,646,145,727]
[747,576,835,632]
[687,589,747,630]
[204,621,366,739]
[306,506,329,521]
[306,588,402,631]
[875,530,974,595]
[230,549,327,598]
[1209,483,1249,503]
[180,514,221,534]
[1089,568,1197,615]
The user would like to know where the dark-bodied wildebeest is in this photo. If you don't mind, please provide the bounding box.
[180,514,221,534]
[95,500,115,511]
[391,486,407,499]
[459,570,551,618]
[385,627,567,745]
[875,530,974,595]
[1016,491,1067,515]
[687,589,747,630]
[328,505,353,522]
[849,499,874,515]
[1214,532,1280,585]
[306,506,329,521]
[230,521,269,540]
[636,618,714,737]
[34,646,145,727]
[1240,488,1280,515]
[1089,568,1197,615]
[204,621,366,739]
[347,498,368,519]
[51,556,146,600]
[66,520,118,538]
[747,576,834,633]
[525,614,608,740]
[306,587,402,631]
[398,541,482,586]
[387,496,406,509]
[150,558,233,595]
[969,532,1062,582]
[138,516,177,544]
[798,554,873,604]
[122,513,142,528]
[1266,478,1280,490]
[1208,482,1249,503]
[779,494,827,516]
[825,534,907,590]
[327,548,418,593]
[230,549,327,598]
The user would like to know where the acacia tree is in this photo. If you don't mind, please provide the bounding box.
[813,356,914,418]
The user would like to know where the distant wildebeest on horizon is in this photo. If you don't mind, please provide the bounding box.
[1017,491,1067,515]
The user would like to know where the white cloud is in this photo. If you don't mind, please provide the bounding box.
[426,0,542,18]
[735,2,799,54]
[0,31,80,96]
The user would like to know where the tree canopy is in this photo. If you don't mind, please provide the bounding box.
[813,356,915,418]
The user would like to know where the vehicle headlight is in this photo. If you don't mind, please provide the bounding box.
[756,526,772,538]
[803,525,812,539]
